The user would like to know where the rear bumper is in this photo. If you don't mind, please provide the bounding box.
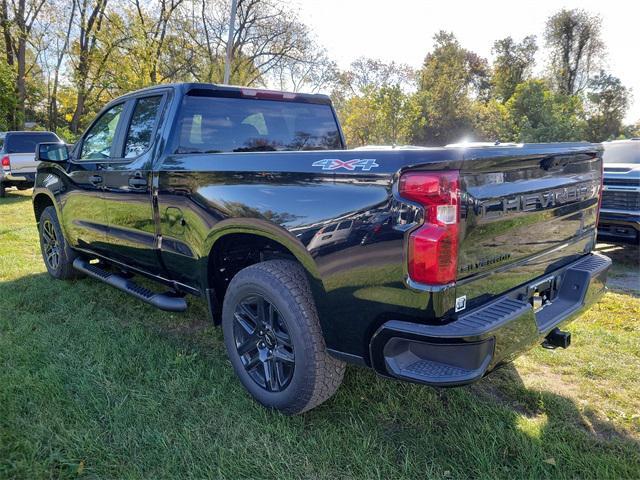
[369,253,611,387]
[1,172,36,184]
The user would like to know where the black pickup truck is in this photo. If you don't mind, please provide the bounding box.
[32,83,610,414]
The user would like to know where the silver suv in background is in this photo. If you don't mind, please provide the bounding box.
[598,139,640,243]
[0,131,61,197]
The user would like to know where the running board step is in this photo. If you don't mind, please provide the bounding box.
[73,258,187,312]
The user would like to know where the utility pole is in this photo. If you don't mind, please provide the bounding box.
[223,0,238,85]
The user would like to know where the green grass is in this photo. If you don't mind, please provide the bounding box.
[1,189,639,479]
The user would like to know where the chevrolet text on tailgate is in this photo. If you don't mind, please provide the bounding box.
[32,83,611,414]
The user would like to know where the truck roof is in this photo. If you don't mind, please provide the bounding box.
[1,131,57,136]
[116,82,333,105]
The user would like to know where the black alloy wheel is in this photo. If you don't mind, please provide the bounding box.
[222,259,345,414]
[233,294,295,392]
[41,218,61,271]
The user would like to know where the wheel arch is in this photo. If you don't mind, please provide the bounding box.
[32,189,58,224]
[202,220,324,324]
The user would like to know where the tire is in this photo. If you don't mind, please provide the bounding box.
[0,182,5,198]
[222,260,345,414]
[38,206,81,279]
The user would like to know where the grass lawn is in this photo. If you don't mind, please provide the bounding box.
[1,189,639,479]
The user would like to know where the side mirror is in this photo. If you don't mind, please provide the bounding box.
[37,142,70,162]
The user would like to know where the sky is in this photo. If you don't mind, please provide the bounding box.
[295,0,640,123]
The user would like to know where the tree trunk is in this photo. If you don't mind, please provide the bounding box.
[13,0,26,129]
[71,86,85,134]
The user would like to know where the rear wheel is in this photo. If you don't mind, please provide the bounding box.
[0,182,5,197]
[222,260,345,414]
[38,206,81,279]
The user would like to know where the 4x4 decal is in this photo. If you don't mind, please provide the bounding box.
[312,158,379,171]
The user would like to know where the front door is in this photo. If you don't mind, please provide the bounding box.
[60,102,125,255]
[100,93,167,274]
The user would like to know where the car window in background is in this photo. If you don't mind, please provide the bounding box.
[80,103,124,160]
[176,95,342,153]
[602,141,640,164]
[5,132,59,153]
[124,96,163,158]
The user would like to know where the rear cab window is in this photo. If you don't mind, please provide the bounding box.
[124,95,163,158]
[5,132,60,153]
[175,92,343,154]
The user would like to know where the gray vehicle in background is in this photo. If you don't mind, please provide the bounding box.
[598,139,640,243]
[0,131,61,197]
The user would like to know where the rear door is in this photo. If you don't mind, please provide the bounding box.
[100,92,167,274]
[456,144,602,310]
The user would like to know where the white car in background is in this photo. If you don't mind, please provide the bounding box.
[0,131,62,197]
[598,139,640,243]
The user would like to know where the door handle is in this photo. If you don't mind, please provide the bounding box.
[128,177,147,188]
[89,174,102,185]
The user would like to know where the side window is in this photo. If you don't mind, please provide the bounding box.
[124,96,163,158]
[80,103,124,160]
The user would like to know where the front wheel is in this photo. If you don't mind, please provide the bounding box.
[38,206,81,279]
[222,260,345,414]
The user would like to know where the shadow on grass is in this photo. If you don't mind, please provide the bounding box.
[595,242,640,296]
[1,271,639,478]
[0,189,32,205]
[596,242,639,267]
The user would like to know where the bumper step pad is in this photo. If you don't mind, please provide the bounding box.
[73,258,187,312]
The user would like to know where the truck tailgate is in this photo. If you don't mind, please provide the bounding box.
[456,143,602,310]
[9,152,38,174]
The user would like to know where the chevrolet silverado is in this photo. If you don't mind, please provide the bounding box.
[32,83,610,414]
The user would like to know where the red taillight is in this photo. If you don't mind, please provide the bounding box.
[1,155,9,169]
[399,171,460,285]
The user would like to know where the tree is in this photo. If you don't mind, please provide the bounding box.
[178,0,327,87]
[330,57,414,113]
[69,0,117,133]
[491,35,537,102]
[0,0,47,128]
[0,58,16,130]
[412,31,490,145]
[272,45,338,93]
[131,0,185,85]
[545,9,605,95]
[584,70,630,141]
[621,121,640,139]
[470,99,514,142]
[40,0,77,131]
[506,79,585,142]
[339,84,416,147]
